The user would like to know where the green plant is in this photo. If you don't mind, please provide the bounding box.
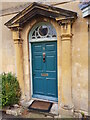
[0,72,21,107]
[81,111,85,118]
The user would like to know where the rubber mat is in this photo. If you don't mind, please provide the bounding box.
[28,100,53,113]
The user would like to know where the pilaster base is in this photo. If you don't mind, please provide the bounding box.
[59,104,74,118]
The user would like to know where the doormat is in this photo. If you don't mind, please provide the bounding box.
[28,100,53,113]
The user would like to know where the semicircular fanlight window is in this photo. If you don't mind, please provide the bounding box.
[31,24,57,40]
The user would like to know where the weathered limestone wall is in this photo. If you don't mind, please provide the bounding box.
[55,1,88,112]
[1,14,17,74]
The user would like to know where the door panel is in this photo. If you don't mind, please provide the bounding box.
[46,56,55,71]
[34,77,45,95]
[35,56,42,70]
[34,45,42,52]
[32,42,57,100]
[46,44,55,51]
[47,78,56,96]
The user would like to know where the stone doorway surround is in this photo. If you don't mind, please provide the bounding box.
[5,2,77,115]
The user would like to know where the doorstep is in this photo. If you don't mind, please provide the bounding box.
[21,99,59,116]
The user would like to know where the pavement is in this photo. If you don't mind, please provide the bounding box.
[0,101,60,120]
[1,110,59,119]
[1,100,86,119]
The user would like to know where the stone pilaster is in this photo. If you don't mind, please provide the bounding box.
[12,30,25,100]
[59,22,74,117]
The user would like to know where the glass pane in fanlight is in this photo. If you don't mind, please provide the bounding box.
[32,31,35,36]
[39,25,48,36]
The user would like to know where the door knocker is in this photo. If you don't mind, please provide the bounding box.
[43,53,46,62]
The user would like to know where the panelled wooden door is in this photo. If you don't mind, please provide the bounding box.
[32,42,58,101]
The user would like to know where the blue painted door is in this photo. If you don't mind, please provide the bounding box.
[32,42,58,101]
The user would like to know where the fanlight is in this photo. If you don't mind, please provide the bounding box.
[31,23,57,40]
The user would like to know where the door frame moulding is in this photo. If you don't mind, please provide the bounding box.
[29,22,57,102]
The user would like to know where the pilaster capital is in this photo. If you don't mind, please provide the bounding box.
[14,39,23,44]
[61,33,72,41]
[12,28,23,44]
[61,22,72,34]
[58,20,73,41]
